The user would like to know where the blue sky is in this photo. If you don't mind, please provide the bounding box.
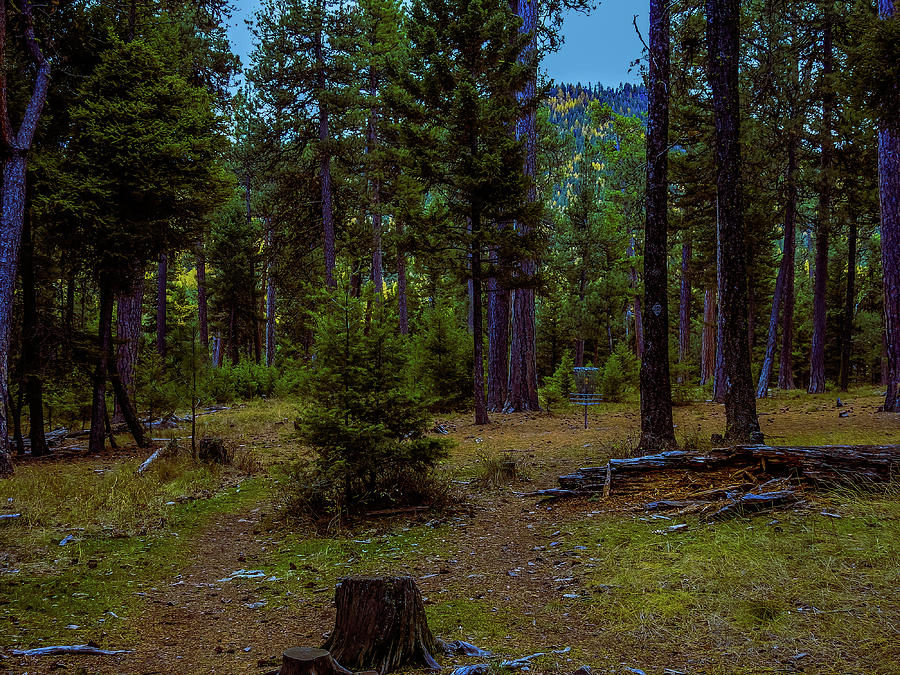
[226,1,647,87]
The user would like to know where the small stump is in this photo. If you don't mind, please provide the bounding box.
[197,436,228,463]
[281,647,352,675]
[323,575,440,674]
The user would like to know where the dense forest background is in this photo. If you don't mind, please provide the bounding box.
[1,0,898,475]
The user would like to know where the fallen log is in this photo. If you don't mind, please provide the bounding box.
[558,444,900,496]
[710,490,801,520]
[9,644,132,656]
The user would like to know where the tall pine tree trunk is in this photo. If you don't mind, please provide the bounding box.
[20,212,47,456]
[368,67,383,296]
[575,266,587,368]
[397,221,409,335]
[471,213,489,425]
[197,241,209,353]
[713,206,727,403]
[809,4,833,394]
[639,0,676,451]
[700,285,716,384]
[265,224,277,367]
[506,0,539,412]
[840,211,857,391]
[90,282,114,454]
[678,239,692,380]
[156,252,167,358]
[707,0,761,442]
[114,267,143,421]
[778,132,798,390]
[487,253,510,411]
[316,5,336,290]
[879,0,900,410]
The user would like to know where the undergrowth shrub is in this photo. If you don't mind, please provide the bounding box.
[409,303,473,409]
[285,288,452,526]
[600,343,637,402]
[541,352,575,411]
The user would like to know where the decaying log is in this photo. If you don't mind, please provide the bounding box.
[136,448,163,474]
[710,490,800,519]
[280,647,352,675]
[441,640,492,657]
[10,645,132,656]
[557,444,900,496]
[323,576,441,674]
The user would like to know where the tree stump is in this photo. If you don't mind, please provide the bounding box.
[323,576,441,674]
[197,436,228,463]
[280,647,352,675]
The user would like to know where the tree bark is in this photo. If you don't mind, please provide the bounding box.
[707,0,761,441]
[0,0,50,476]
[809,4,833,395]
[472,218,489,425]
[487,248,510,411]
[713,208,727,403]
[90,282,114,454]
[700,285,716,384]
[114,267,143,422]
[323,576,441,674]
[840,210,857,391]
[20,212,47,456]
[505,0,539,412]
[678,238,692,379]
[197,240,209,352]
[878,0,900,411]
[156,251,167,358]
[265,224,276,367]
[397,221,409,335]
[778,131,798,390]
[639,0,676,452]
[316,3,336,290]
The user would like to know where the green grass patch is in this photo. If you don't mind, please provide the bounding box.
[566,486,900,672]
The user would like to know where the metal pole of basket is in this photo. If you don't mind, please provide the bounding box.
[569,367,602,429]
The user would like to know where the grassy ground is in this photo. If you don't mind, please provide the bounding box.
[1,389,899,674]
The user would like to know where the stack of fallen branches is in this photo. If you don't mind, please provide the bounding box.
[526,444,900,516]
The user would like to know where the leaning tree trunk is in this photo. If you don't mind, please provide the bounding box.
[756,233,790,398]
[0,0,50,477]
[639,0,676,453]
[809,4,833,395]
[323,576,441,674]
[707,0,760,442]
[878,0,900,411]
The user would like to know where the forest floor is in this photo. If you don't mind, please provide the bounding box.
[2,389,900,674]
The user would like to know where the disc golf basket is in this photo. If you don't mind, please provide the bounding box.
[569,367,602,429]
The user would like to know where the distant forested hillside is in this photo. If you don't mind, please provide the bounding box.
[546,82,648,152]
